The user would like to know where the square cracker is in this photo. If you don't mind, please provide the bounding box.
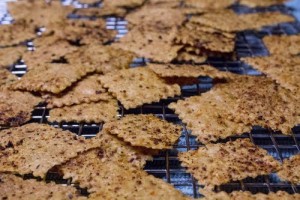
[179,138,281,186]
[0,89,41,127]
[277,154,300,184]
[99,67,181,109]
[13,63,95,94]
[169,76,299,143]
[44,74,112,108]
[59,149,191,199]
[242,56,300,94]
[103,114,182,149]
[0,123,99,178]
[65,44,135,74]
[48,100,118,123]
[0,46,27,69]
[113,26,182,62]
[191,10,294,32]
[263,34,300,56]
[0,174,83,200]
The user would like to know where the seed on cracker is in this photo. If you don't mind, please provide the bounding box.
[65,44,135,74]
[200,189,300,200]
[0,22,36,47]
[242,56,300,94]
[278,154,300,184]
[191,10,294,32]
[113,26,182,62]
[184,0,235,9]
[99,67,181,109]
[103,114,182,149]
[60,149,191,199]
[169,76,299,143]
[0,89,41,127]
[263,34,300,56]
[0,69,18,89]
[48,100,118,124]
[44,75,112,108]
[46,19,117,45]
[8,0,73,27]
[0,123,98,178]
[0,173,84,200]
[0,46,27,69]
[179,138,281,186]
[148,63,232,80]
[239,0,287,8]
[13,63,95,94]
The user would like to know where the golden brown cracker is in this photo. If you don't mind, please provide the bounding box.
[175,51,207,63]
[239,0,287,7]
[48,100,118,123]
[0,123,99,178]
[185,0,235,9]
[103,114,182,149]
[0,46,27,69]
[278,154,300,184]
[99,67,181,109]
[263,34,300,56]
[179,138,281,186]
[0,69,18,89]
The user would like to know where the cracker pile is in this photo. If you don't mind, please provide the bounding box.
[102,114,182,149]
[0,123,98,178]
[179,139,281,186]
[263,34,300,56]
[278,154,300,184]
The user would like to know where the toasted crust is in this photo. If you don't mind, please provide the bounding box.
[0,173,84,200]
[99,67,181,109]
[60,149,190,199]
[278,154,300,184]
[179,139,281,186]
[13,63,95,94]
[0,90,41,127]
[0,46,27,69]
[0,123,99,178]
[263,35,300,56]
[48,100,118,123]
[103,114,182,149]
[44,75,112,108]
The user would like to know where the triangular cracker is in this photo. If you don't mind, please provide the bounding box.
[277,154,300,184]
[0,173,84,200]
[0,123,99,178]
[179,138,281,186]
[48,100,118,123]
[99,67,181,109]
[103,114,182,149]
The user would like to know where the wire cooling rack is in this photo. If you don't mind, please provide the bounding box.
[0,0,300,198]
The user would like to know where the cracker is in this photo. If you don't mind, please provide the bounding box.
[263,34,300,56]
[184,0,235,9]
[175,51,207,63]
[169,76,299,143]
[13,63,94,94]
[60,149,190,199]
[242,56,300,94]
[191,10,294,32]
[66,44,135,74]
[103,114,182,149]
[277,154,300,184]
[74,7,127,17]
[0,69,18,89]
[148,63,233,79]
[46,19,117,45]
[78,0,100,4]
[48,100,118,123]
[91,131,156,169]
[179,138,281,186]
[99,67,181,109]
[239,0,287,7]
[113,26,182,62]
[0,22,36,47]
[0,173,84,200]
[8,1,73,27]
[44,75,111,108]
[200,190,300,200]
[0,123,98,178]
[103,0,145,8]
[0,90,41,127]
[0,46,26,69]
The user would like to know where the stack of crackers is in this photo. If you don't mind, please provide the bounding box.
[0,0,299,199]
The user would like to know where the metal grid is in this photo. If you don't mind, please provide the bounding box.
[1,0,300,198]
